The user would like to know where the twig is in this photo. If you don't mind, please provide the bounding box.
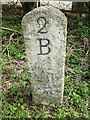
[64,87,74,104]
[2,27,22,35]
[85,49,89,58]
[66,45,74,57]
[2,33,15,56]
[8,33,15,57]
[84,49,89,67]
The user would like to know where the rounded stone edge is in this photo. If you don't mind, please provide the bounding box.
[21,5,67,27]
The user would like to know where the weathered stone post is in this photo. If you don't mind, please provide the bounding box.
[22,6,67,106]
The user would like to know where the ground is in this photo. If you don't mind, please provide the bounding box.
[1,4,90,119]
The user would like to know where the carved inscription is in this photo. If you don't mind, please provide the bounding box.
[37,17,50,55]
[37,38,50,55]
[37,17,47,33]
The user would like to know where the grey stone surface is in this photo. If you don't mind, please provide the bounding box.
[1,0,21,6]
[22,6,67,105]
[40,0,72,10]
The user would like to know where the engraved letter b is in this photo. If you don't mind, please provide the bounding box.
[38,38,50,55]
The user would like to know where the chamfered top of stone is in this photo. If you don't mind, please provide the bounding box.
[22,6,67,24]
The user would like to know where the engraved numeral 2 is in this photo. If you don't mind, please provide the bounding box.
[37,17,47,33]
[37,17,50,55]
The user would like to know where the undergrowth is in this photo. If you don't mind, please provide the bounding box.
[1,5,90,119]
